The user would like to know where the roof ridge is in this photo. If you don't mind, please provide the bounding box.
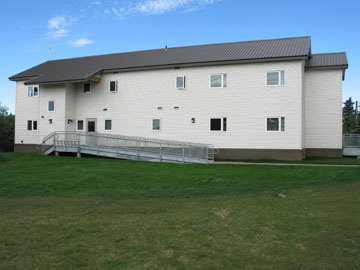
[47,36,311,63]
[311,52,346,56]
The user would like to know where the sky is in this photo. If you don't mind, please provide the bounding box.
[0,0,359,113]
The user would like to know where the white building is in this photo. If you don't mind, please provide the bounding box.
[9,36,348,160]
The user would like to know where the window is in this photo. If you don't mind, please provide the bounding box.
[210,74,227,88]
[28,87,33,97]
[152,119,161,131]
[210,117,227,131]
[267,117,285,132]
[77,120,84,131]
[27,120,32,131]
[27,120,37,131]
[105,120,112,131]
[266,71,285,86]
[83,83,91,94]
[48,101,55,112]
[33,87,39,96]
[176,76,185,89]
[110,81,117,92]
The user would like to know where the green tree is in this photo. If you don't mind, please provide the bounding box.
[0,102,15,152]
[342,97,356,134]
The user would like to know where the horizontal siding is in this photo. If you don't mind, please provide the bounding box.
[73,61,304,149]
[15,82,40,144]
[304,69,342,149]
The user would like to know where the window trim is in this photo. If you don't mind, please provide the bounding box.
[104,119,112,131]
[28,87,33,97]
[209,117,227,132]
[266,70,285,86]
[83,83,91,94]
[76,120,84,131]
[209,74,227,88]
[109,81,117,93]
[265,116,286,132]
[152,118,161,131]
[48,100,55,112]
[33,87,39,97]
[175,76,186,89]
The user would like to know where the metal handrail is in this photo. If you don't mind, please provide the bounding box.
[343,134,360,148]
[41,131,215,163]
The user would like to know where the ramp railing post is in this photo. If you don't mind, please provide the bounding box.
[160,142,162,162]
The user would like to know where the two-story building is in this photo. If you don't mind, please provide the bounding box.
[9,36,348,160]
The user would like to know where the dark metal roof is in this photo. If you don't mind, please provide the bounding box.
[305,52,348,69]
[10,36,313,85]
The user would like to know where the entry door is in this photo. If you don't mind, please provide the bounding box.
[86,119,97,146]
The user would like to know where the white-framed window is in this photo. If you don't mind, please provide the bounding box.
[27,120,37,131]
[176,76,185,89]
[266,117,285,132]
[83,83,91,94]
[266,71,285,86]
[28,87,33,97]
[77,120,84,131]
[104,119,112,131]
[152,118,161,131]
[33,87,39,96]
[210,74,227,88]
[48,101,55,112]
[110,81,117,92]
[209,117,227,132]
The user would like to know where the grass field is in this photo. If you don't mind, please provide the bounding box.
[0,153,359,269]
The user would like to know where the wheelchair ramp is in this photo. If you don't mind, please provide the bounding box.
[41,131,215,164]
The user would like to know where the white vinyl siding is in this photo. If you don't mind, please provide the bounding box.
[304,69,343,149]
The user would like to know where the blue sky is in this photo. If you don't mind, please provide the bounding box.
[1,0,359,113]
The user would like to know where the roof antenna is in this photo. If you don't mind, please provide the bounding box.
[165,45,168,52]
[48,46,52,60]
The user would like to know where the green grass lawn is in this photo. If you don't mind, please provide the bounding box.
[0,153,359,269]
[216,156,360,165]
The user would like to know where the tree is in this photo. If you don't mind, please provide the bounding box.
[342,97,356,134]
[0,102,15,152]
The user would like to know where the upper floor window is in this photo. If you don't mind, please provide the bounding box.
[48,101,55,112]
[210,117,227,131]
[266,117,285,132]
[83,83,91,94]
[110,81,117,92]
[210,74,227,88]
[152,118,161,131]
[105,119,112,131]
[28,87,33,97]
[176,76,185,89]
[266,71,285,86]
[33,87,39,96]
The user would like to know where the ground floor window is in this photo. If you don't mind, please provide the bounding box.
[152,119,161,131]
[105,119,112,131]
[77,120,84,131]
[267,117,285,132]
[210,117,227,131]
[27,120,37,131]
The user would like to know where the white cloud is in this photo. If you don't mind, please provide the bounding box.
[47,29,69,39]
[69,38,94,47]
[47,15,76,40]
[106,0,217,17]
